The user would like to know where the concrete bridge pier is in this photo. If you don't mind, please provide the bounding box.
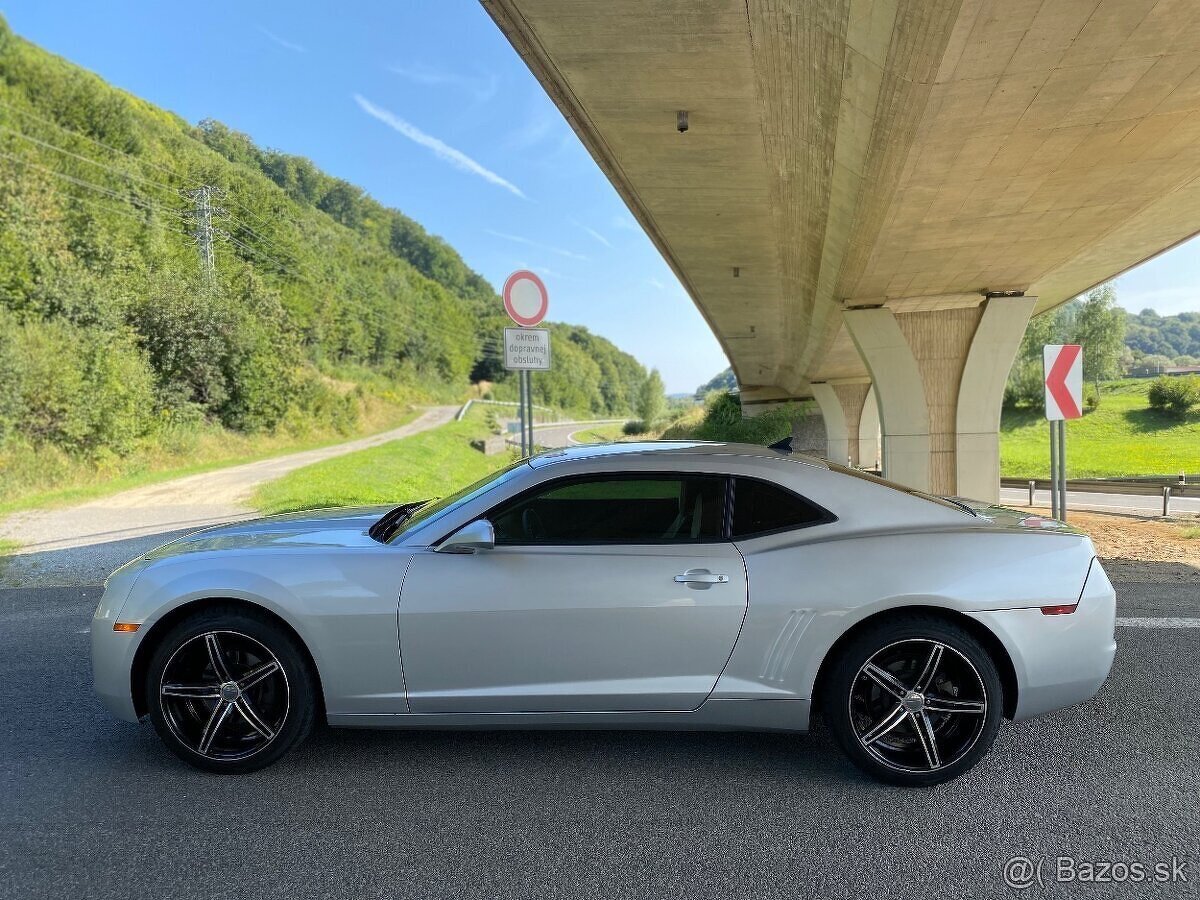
[810,379,872,469]
[843,296,1037,503]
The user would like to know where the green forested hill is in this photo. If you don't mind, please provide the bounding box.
[0,15,650,499]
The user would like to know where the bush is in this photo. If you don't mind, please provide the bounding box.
[622,420,646,436]
[0,312,156,454]
[1148,375,1200,417]
[662,390,798,446]
[1004,358,1046,408]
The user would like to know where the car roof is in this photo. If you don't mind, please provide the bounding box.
[527,440,831,470]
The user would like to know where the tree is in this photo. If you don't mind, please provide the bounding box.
[638,369,667,426]
[1069,283,1126,406]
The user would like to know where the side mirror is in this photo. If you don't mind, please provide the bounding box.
[436,519,495,553]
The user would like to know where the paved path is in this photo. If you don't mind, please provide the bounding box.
[1000,486,1200,518]
[0,406,457,587]
[0,579,1194,899]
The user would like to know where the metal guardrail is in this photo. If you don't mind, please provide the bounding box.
[1002,476,1197,516]
[1000,477,1195,497]
[456,398,557,422]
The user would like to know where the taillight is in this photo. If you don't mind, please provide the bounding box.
[1040,603,1078,616]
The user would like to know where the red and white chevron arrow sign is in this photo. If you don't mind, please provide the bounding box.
[1043,344,1083,420]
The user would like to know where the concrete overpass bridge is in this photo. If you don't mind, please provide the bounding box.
[481,0,1200,500]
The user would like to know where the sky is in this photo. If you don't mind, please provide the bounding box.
[1,1,1198,391]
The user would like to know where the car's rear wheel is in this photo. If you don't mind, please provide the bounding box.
[824,615,1004,786]
[144,606,316,773]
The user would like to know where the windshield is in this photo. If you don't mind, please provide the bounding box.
[825,462,975,515]
[376,458,529,543]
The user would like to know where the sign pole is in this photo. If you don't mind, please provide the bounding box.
[1057,420,1067,522]
[519,372,528,456]
[1042,344,1082,522]
[500,269,551,459]
[1049,421,1059,519]
[523,369,532,453]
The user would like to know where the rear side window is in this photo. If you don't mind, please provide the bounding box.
[731,477,830,538]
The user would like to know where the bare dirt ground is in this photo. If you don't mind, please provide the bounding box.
[1019,508,1200,584]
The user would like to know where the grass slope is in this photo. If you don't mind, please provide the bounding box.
[1000,380,1200,478]
[252,409,513,515]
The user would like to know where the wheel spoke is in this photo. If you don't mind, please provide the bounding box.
[197,701,234,755]
[161,682,221,699]
[912,643,944,692]
[237,661,280,692]
[860,703,908,745]
[861,662,909,699]
[234,698,276,740]
[204,633,234,682]
[925,695,985,715]
[912,711,942,769]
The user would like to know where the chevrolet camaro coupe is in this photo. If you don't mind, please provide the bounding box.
[92,441,1116,785]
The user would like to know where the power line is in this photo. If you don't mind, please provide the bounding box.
[0,123,179,197]
[0,148,188,219]
[0,97,188,182]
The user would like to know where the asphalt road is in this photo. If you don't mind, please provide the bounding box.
[1,581,1196,899]
[1000,486,1200,517]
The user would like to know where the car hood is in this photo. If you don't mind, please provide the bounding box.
[142,506,391,560]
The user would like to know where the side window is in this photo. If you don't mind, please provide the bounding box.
[491,475,725,545]
[731,477,830,538]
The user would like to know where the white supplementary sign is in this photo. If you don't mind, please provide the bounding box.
[504,327,551,371]
[1043,344,1083,421]
[503,269,549,327]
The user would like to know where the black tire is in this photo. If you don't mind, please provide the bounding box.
[144,605,317,774]
[824,614,1004,787]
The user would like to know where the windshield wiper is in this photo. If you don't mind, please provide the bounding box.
[368,499,433,543]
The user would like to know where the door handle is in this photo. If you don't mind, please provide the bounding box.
[674,569,729,585]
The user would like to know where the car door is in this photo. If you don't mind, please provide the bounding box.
[398,473,748,713]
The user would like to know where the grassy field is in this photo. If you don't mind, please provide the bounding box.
[1000,379,1200,478]
[252,408,513,515]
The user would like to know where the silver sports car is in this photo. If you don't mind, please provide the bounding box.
[92,441,1115,785]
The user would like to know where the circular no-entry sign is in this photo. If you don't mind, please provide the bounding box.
[503,270,549,327]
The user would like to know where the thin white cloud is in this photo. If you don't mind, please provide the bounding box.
[612,214,640,232]
[571,219,612,248]
[354,94,525,199]
[647,277,666,291]
[485,229,588,261]
[259,27,306,53]
[504,106,559,151]
[387,63,497,103]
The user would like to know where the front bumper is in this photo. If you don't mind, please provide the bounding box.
[968,558,1117,722]
[90,564,147,722]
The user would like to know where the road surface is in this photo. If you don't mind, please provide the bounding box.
[0,406,458,587]
[0,578,1194,899]
[1000,486,1200,518]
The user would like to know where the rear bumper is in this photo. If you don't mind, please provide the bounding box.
[968,558,1116,722]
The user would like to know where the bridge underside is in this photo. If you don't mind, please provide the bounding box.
[484,0,1200,497]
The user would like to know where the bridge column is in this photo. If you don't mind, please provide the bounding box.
[811,379,871,467]
[843,296,1036,500]
[859,384,881,470]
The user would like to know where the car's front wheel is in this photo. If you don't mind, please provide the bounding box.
[824,615,1004,786]
[144,606,317,773]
